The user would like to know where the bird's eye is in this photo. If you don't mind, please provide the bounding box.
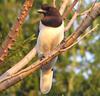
[46,7,50,11]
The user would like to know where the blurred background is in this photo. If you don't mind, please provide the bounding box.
[0,0,100,96]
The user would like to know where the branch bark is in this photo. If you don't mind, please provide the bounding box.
[62,0,78,19]
[64,0,81,32]
[52,0,56,7]
[0,0,34,64]
[59,0,70,15]
[0,2,100,92]
[0,46,37,80]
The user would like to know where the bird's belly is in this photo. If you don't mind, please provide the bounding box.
[36,22,64,56]
[37,29,64,56]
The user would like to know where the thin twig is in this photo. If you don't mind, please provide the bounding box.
[52,0,56,7]
[64,0,81,32]
[62,0,78,19]
[59,0,70,15]
[80,0,97,16]
[64,12,78,32]
[62,24,99,52]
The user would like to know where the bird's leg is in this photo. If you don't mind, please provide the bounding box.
[62,38,66,43]
[39,54,46,69]
[40,52,51,70]
[40,55,45,60]
[61,36,66,44]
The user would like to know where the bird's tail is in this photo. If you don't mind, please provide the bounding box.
[40,69,53,94]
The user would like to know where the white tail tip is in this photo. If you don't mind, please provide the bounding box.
[40,69,53,94]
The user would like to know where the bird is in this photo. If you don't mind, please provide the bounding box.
[36,4,64,94]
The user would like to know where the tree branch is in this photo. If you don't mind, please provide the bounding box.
[0,2,100,92]
[52,0,56,7]
[62,0,78,19]
[64,0,81,32]
[65,2,100,48]
[0,46,37,80]
[0,0,34,64]
[59,0,70,15]
[64,12,78,32]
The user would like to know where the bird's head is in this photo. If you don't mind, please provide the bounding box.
[37,4,62,27]
[37,4,61,17]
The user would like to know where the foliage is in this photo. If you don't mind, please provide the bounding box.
[0,0,100,96]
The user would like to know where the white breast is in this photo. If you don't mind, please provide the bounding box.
[36,21,64,56]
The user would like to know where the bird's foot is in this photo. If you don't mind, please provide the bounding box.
[40,55,45,60]
[61,37,66,44]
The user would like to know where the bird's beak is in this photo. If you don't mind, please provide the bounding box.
[37,9,46,14]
